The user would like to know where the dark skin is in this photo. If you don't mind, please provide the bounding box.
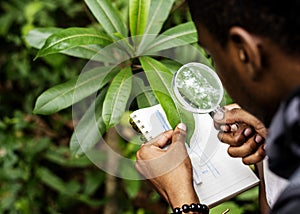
[136,22,300,212]
[136,124,199,208]
[213,104,269,213]
[195,23,300,126]
[214,104,266,165]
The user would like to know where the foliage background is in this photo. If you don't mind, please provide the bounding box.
[0,0,259,213]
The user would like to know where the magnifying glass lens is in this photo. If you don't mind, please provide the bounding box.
[173,63,224,114]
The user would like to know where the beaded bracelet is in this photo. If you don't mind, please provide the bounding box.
[171,203,209,214]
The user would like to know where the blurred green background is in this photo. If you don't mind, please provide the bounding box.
[0,0,259,213]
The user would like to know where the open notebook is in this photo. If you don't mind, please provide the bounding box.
[130,104,259,207]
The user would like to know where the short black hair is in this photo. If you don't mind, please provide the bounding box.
[187,0,300,56]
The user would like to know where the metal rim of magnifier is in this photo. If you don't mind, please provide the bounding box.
[172,62,224,114]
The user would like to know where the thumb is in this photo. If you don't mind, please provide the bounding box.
[149,129,173,148]
[215,108,267,137]
[171,123,187,145]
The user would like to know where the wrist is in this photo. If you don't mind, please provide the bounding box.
[167,185,200,209]
[171,203,209,214]
[166,184,210,213]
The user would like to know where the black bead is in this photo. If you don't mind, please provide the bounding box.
[202,204,209,214]
[190,203,197,211]
[196,203,202,211]
[182,204,190,213]
[173,207,182,214]
[171,203,209,214]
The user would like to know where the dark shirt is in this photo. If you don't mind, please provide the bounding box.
[267,87,300,213]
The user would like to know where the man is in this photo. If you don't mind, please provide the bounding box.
[135,0,300,213]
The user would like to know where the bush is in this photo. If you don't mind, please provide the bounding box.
[0,0,259,213]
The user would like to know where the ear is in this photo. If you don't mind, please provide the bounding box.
[228,27,263,80]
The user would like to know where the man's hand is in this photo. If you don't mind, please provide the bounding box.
[135,123,200,208]
[214,104,268,165]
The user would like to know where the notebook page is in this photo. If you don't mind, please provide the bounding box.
[130,104,171,141]
[130,104,202,184]
[130,105,259,207]
[190,113,259,207]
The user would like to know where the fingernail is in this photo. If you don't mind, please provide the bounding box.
[213,111,224,121]
[255,135,263,143]
[230,124,238,132]
[243,128,252,137]
[177,123,186,131]
[220,124,230,132]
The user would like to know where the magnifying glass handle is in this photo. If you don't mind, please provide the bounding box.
[209,105,225,120]
[210,106,240,132]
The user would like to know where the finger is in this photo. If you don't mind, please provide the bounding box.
[214,104,240,130]
[217,125,253,146]
[218,132,246,146]
[214,108,267,137]
[171,123,187,145]
[214,123,239,132]
[147,130,173,148]
[224,103,241,110]
[214,121,230,131]
[241,144,266,165]
[227,135,262,157]
[254,134,264,144]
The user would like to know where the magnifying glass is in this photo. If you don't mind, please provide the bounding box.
[172,62,229,167]
[172,62,225,119]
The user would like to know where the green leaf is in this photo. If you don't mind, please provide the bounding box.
[139,56,195,142]
[35,27,112,59]
[37,167,69,195]
[210,201,243,214]
[139,56,179,126]
[236,186,259,201]
[144,0,175,35]
[24,1,44,23]
[137,91,158,108]
[26,138,50,156]
[120,159,141,198]
[44,148,92,167]
[129,0,150,36]
[84,0,127,39]
[137,0,175,51]
[70,87,108,156]
[62,44,104,60]
[33,66,115,115]
[173,43,212,66]
[131,76,158,108]
[0,13,15,36]
[25,28,106,60]
[83,171,105,195]
[145,22,197,54]
[102,66,133,128]
[37,168,105,207]
[76,195,106,207]
[24,27,62,49]
[159,59,182,74]
[123,179,141,199]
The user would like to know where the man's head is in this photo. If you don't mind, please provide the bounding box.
[187,0,300,125]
